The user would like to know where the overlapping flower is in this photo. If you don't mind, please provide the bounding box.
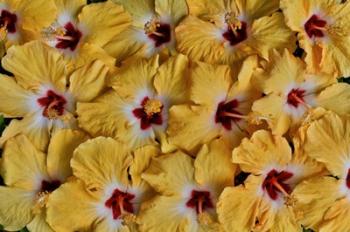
[0,0,349,232]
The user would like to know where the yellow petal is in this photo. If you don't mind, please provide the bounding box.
[72,137,132,190]
[195,139,236,195]
[217,182,260,232]
[17,0,57,32]
[252,95,291,135]
[47,180,98,232]
[0,187,35,231]
[303,112,350,176]
[190,61,232,107]
[154,54,190,105]
[69,60,109,102]
[54,0,85,17]
[110,57,159,101]
[77,90,126,139]
[111,0,155,26]
[167,105,219,154]
[232,130,292,174]
[280,0,309,31]
[27,211,54,232]
[2,41,68,91]
[142,151,195,196]
[292,176,341,230]
[237,0,280,21]
[79,1,131,47]
[2,135,48,190]
[0,75,34,117]
[47,129,88,182]
[175,16,230,65]
[320,198,350,232]
[73,43,116,70]
[155,0,188,24]
[317,83,350,115]
[139,195,198,232]
[103,27,146,63]
[0,112,50,152]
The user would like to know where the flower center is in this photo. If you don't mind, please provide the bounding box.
[262,169,293,200]
[37,90,67,119]
[105,188,135,220]
[287,88,306,108]
[42,22,82,51]
[144,18,171,47]
[33,179,61,213]
[304,14,327,38]
[215,99,246,130]
[132,97,163,130]
[223,13,247,46]
[186,190,214,214]
[0,10,17,40]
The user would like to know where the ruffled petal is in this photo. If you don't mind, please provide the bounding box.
[141,151,195,196]
[320,198,350,231]
[71,137,132,190]
[2,41,68,91]
[77,90,127,139]
[47,180,99,232]
[303,112,350,176]
[317,83,350,115]
[79,1,131,47]
[0,112,50,152]
[47,129,88,182]
[232,130,292,174]
[54,0,85,17]
[154,54,190,105]
[16,0,57,32]
[190,61,232,107]
[167,105,220,154]
[69,60,109,102]
[27,211,54,232]
[0,187,35,231]
[237,0,280,21]
[292,176,342,230]
[155,0,188,24]
[1,134,48,190]
[194,139,236,195]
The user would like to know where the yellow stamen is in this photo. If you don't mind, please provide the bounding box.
[0,21,8,41]
[32,191,50,214]
[144,99,163,116]
[225,12,242,36]
[144,18,164,36]
[42,23,67,42]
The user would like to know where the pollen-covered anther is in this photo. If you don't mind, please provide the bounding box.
[144,18,163,37]
[144,17,171,47]
[33,191,50,212]
[225,13,243,36]
[144,98,163,116]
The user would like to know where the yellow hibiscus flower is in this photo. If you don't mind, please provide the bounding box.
[77,54,189,152]
[281,0,350,77]
[0,41,110,151]
[41,0,131,68]
[252,50,350,135]
[175,0,295,66]
[104,0,188,64]
[0,129,88,232]
[47,137,158,232]
[168,55,260,154]
[292,112,350,231]
[217,130,322,232]
[139,139,236,232]
[0,0,56,55]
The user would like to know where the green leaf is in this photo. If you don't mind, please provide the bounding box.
[0,115,5,135]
